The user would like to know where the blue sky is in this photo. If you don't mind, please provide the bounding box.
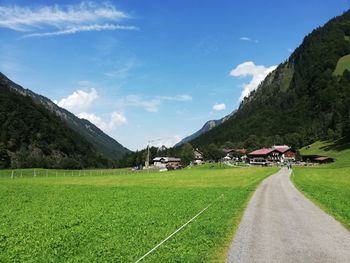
[0,0,349,150]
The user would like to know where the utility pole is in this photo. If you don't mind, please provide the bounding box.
[145,141,151,169]
[145,137,171,169]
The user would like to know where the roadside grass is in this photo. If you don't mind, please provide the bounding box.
[292,140,350,231]
[0,166,277,262]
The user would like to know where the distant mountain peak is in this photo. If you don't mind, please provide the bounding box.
[175,111,235,147]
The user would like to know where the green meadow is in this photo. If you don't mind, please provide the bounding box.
[292,140,350,230]
[334,54,350,75]
[0,165,277,262]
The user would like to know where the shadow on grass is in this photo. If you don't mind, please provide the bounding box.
[321,137,350,152]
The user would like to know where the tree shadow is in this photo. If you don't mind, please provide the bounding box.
[321,137,350,151]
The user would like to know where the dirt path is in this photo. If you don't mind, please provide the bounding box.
[227,167,350,263]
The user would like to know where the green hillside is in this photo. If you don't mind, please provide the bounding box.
[300,139,350,167]
[0,85,109,169]
[190,10,350,150]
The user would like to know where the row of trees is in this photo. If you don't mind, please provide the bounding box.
[117,142,234,168]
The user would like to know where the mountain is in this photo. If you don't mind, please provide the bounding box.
[0,78,111,169]
[189,10,350,150]
[0,73,130,160]
[175,111,235,147]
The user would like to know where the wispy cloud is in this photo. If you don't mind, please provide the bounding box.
[0,2,137,37]
[239,36,259,43]
[230,61,276,101]
[24,24,138,38]
[118,95,160,112]
[156,95,192,101]
[117,94,193,112]
[104,59,139,79]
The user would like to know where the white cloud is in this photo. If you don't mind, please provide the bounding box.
[0,2,137,37]
[240,37,251,41]
[239,36,259,43]
[24,23,138,38]
[57,88,98,114]
[78,111,127,132]
[213,103,226,111]
[56,85,127,134]
[117,94,192,112]
[287,48,294,53]
[230,61,277,101]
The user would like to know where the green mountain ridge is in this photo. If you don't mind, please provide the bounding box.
[189,10,350,149]
[0,73,130,161]
[0,83,108,168]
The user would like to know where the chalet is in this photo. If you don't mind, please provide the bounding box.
[248,146,296,165]
[223,148,248,161]
[272,145,296,161]
[314,156,334,163]
[193,149,204,165]
[153,157,181,168]
[301,155,334,164]
[248,148,281,165]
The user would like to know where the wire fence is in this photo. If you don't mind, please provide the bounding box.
[0,168,155,179]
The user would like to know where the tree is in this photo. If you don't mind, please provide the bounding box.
[180,143,194,166]
[244,135,260,151]
[222,141,235,149]
[0,143,10,168]
[206,143,225,162]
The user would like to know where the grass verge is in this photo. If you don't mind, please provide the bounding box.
[292,140,350,231]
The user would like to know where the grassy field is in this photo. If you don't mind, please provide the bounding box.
[292,140,350,230]
[334,54,350,75]
[0,165,277,262]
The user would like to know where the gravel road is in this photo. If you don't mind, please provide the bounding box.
[227,167,350,263]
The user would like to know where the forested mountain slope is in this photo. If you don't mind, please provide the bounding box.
[0,73,130,160]
[190,10,350,149]
[0,85,109,169]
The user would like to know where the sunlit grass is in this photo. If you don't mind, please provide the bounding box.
[0,165,277,262]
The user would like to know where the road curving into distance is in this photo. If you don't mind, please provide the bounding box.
[227,167,350,263]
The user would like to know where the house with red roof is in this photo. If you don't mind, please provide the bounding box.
[248,146,296,165]
[272,145,296,161]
